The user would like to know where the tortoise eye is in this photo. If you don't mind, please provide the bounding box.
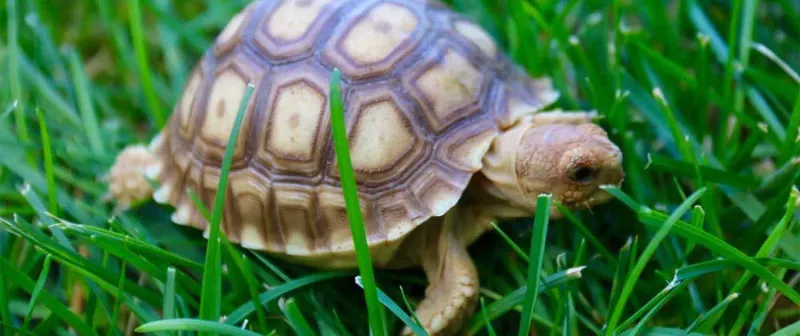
[568,166,596,184]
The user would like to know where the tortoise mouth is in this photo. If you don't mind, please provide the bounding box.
[559,188,615,210]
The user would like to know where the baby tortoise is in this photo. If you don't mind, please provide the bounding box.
[107,0,625,334]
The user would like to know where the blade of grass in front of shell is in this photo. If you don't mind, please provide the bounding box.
[517,194,552,336]
[605,187,707,333]
[137,318,263,336]
[328,68,386,336]
[198,82,255,326]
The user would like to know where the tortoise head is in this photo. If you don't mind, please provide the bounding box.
[481,118,624,218]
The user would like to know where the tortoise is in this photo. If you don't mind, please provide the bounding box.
[106,0,625,334]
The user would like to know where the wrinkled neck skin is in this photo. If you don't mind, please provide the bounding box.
[459,120,561,245]
[475,120,546,214]
[457,175,533,247]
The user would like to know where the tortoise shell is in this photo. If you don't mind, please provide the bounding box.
[149,0,559,261]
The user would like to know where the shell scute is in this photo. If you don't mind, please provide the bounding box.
[254,0,346,61]
[404,41,492,133]
[228,169,275,250]
[194,55,264,164]
[327,86,429,188]
[322,1,429,79]
[255,60,332,177]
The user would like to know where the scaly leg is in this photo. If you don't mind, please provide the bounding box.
[402,209,479,336]
[103,143,159,211]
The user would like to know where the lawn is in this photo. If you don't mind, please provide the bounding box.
[1,0,799,335]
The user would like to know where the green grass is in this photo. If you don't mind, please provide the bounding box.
[1,0,799,335]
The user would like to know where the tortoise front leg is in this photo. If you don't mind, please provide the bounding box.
[402,211,479,336]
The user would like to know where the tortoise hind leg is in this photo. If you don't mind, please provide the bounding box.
[103,143,160,212]
[402,210,480,336]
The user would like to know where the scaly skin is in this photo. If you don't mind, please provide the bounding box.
[400,208,479,336]
[103,144,158,211]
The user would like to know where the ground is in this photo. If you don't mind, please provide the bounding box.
[0,0,799,335]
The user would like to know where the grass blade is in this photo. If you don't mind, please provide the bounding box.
[783,88,800,163]
[355,276,428,336]
[65,48,105,156]
[615,283,677,332]
[708,187,799,326]
[328,68,386,336]
[34,107,57,217]
[240,256,269,333]
[468,267,585,334]
[0,256,98,336]
[683,293,739,334]
[606,187,707,332]
[128,0,165,127]
[22,254,51,333]
[7,0,31,148]
[137,319,262,336]
[480,297,497,336]
[224,272,350,326]
[1,101,18,120]
[198,82,255,325]
[518,194,552,336]
[163,267,176,324]
[771,319,800,336]
[637,209,800,306]
[279,297,317,336]
[108,261,127,336]
[628,281,691,335]
[490,222,529,263]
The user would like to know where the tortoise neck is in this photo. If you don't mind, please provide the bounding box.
[464,174,533,220]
